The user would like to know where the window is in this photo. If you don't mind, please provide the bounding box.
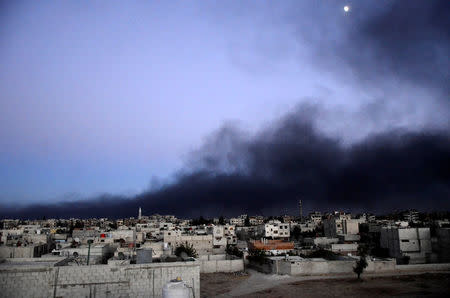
[401,240,409,242]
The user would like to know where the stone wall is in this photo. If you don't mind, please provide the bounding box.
[0,261,200,298]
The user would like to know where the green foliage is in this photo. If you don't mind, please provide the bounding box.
[245,215,250,227]
[247,248,267,265]
[191,216,212,226]
[219,216,225,225]
[74,220,84,229]
[371,247,390,258]
[401,255,410,265]
[353,244,368,279]
[291,226,301,241]
[307,249,339,260]
[226,245,243,258]
[175,242,198,258]
[353,256,368,279]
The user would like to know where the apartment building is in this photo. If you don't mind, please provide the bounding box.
[257,221,290,239]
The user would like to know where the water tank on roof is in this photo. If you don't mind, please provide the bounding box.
[136,248,152,264]
[162,278,190,298]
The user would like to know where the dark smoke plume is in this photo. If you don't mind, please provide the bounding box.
[1,1,449,219]
[1,105,449,219]
[300,0,449,97]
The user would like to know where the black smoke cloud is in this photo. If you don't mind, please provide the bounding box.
[1,105,449,219]
[1,1,450,219]
[302,0,449,97]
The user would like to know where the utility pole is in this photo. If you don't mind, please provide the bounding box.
[87,239,93,265]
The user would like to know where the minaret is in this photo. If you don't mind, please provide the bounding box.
[138,207,142,220]
[299,199,303,222]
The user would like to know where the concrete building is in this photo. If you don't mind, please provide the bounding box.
[249,216,264,226]
[206,225,227,249]
[298,221,317,233]
[53,243,114,265]
[164,234,213,255]
[323,217,359,238]
[230,217,245,227]
[380,227,432,264]
[110,229,136,243]
[0,243,49,258]
[72,228,100,241]
[303,237,339,248]
[309,212,323,225]
[330,243,358,255]
[403,210,419,223]
[257,221,290,239]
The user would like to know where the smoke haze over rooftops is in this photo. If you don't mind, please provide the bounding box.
[1,103,449,219]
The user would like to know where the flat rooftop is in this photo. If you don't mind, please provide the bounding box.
[0,257,65,267]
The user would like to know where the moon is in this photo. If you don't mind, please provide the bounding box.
[344,5,350,12]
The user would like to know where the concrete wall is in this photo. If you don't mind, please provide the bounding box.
[164,235,213,255]
[331,243,358,254]
[259,258,397,276]
[0,261,200,298]
[396,263,450,271]
[436,228,450,262]
[0,244,48,258]
[269,258,450,276]
[199,254,244,273]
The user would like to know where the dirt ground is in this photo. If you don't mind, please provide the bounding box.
[201,272,251,297]
[201,272,450,298]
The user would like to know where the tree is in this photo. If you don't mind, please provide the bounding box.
[109,222,118,230]
[353,245,368,280]
[191,216,211,226]
[245,215,250,227]
[291,226,301,241]
[175,242,198,258]
[226,244,243,258]
[248,248,266,265]
[74,220,84,229]
[308,249,339,260]
[219,216,225,225]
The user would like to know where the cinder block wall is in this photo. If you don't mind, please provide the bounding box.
[0,262,200,298]
[198,254,244,273]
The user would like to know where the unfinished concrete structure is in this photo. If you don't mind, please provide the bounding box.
[380,227,432,264]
